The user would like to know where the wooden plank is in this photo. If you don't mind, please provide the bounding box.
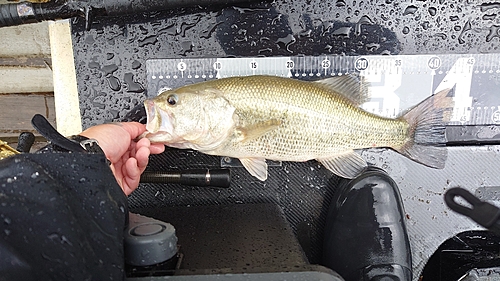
[0,21,51,57]
[49,20,82,135]
[0,66,53,93]
[0,57,52,68]
[0,15,53,94]
[0,94,56,141]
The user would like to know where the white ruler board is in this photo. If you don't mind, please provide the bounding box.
[147,54,500,127]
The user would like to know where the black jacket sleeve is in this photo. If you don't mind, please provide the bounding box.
[0,152,128,281]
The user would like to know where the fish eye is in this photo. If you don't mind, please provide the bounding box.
[167,94,178,106]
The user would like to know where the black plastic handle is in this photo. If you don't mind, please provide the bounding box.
[16,132,35,153]
[31,114,86,153]
[445,187,500,234]
[141,169,231,188]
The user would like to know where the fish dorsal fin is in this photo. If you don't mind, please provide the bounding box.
[313,74,370,106]
[240,157,268,181]
[317,150,367,179]
[235,119,281,143]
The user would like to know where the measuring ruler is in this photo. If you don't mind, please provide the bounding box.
[146,54,500,144]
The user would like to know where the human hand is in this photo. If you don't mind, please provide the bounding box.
[79,122,165,195]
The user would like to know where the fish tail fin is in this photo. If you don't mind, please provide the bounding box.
[395,89,453,169]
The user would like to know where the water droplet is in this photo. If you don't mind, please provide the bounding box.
[428,7,437,16]
[107,76,121,91]
[449,15,459,21]
[421,21,430,30]
[102,64,118,76]
[233,6,265,13]
[138,35,157,47]
[483,14,497,21]
[355,15,373,36]
[106,53,114,60]
[336,0,346,7]
[402,26,410,34]
[276,34,296,53]
[200,22,221,39]
[454,25,462,31]
[486,25,500,42]
[458,19,472,44]
[271,14,283,25]
[88,61,100,69]
[403,5,418,16]
[158,23,177,36]
[131,60,141,69]
[85,35,95,44]
[47,233,59,240]
[180,41,194,55]
[366,43,380,52]
[298,29,312,38]
[480,2,500,12]
[321,21,334,36]
[332,26,351,37]
[434,33,447,40]
[178,19,200,37]
[124,73,144,93]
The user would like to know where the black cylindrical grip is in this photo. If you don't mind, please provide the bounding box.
[141,171,182,184]
[16,132,35,153]
[0,2,37,27]
[141,169,231,188]
[203,169,231,188]
[0,3,22,27]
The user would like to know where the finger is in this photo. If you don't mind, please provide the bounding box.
[123,158,141,194]
[150,143,165,154]
[119,122,148,139]
[135,146,150,171]
[136,138,151,150]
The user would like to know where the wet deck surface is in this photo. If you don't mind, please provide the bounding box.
[20,0,500,279]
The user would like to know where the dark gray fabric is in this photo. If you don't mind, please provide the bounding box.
[0,153,128,281]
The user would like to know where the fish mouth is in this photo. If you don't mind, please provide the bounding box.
[144,99,174,140]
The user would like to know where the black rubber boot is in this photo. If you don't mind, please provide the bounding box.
[323,167,412,281]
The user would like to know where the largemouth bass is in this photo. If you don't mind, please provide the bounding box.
[143,75,451,181]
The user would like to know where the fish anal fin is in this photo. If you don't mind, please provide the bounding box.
[235,119,281,143]
[317,151,367,179]
[240,158,268,181]
[313,74,370,106]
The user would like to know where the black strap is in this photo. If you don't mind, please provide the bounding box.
[31,114,86,153]
[69,135,106,155]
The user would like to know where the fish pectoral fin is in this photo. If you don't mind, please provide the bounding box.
[235,119,281,143]
[239,157,268,181]
[317,151,367,179]
[313,74,370,106]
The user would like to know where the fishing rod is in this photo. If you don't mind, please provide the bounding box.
[0,0,256,30]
